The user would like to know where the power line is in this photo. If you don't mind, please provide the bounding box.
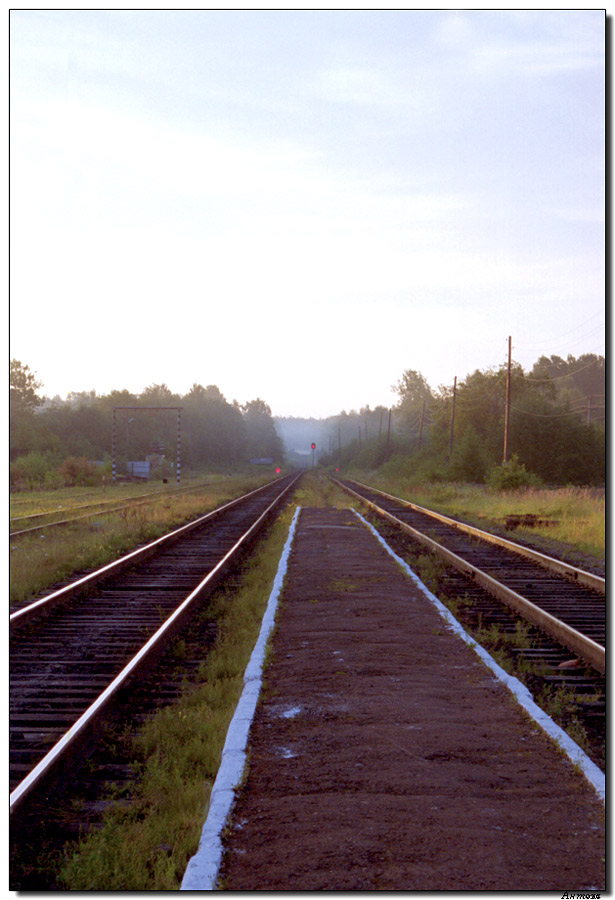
[510,404,605,420]
[513,311,605,350]
[521,356,605,385]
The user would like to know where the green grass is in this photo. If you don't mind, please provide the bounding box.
[9,470,268,519]
[351,472,605,560]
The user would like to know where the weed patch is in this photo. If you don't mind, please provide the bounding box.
[349,473,604,562]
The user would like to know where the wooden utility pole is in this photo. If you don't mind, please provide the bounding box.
[378,408,384,440]
[418,399,426,452]
[386,409,392,459]
[448,377,457,461]
[503,336,512,464]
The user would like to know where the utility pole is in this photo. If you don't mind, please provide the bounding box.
[503,336,512,464]
[418,399,426,452]
[448,377,457,462]
[378,408,384,440]
[176,408,181,483]
[386,408,392,459]
[587,395,593,426]
[112,408,117,483]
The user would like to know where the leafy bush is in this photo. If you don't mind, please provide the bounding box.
[487,455,542,490]
[449,426,489,483]
[10,451,60,490]
[44,468,65,490]
[376,449,448,485]
[58,456,100,487]
[414,456,448,483]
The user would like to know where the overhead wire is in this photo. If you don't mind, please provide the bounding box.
[513,310,605,350]
[510,404,604,419]
[522,356,606,385]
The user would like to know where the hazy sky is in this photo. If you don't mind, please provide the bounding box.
[10,10,605,418]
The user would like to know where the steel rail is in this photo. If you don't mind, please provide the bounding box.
[334,478,605,675]
[11,493,155,524]
[9,478,246,536]
[10,472,301,813]
[10,475,292,630]
[10,500,155,537]
[344,478,605,594]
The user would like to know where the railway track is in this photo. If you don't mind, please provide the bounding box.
[333,476,605,768]
[10,472,301,819]
[9,478,229,538]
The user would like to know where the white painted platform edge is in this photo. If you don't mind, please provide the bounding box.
[353,509,605,804]
[180,506,302,891]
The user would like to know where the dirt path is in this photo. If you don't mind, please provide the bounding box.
[216,507,605,891]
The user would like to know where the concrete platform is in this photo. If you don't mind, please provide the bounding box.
[186,507,605,891]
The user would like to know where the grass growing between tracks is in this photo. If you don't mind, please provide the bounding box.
[10,479,171,519]
[58,474,347,891]
[349,471,605,563]
[9,473,274,608]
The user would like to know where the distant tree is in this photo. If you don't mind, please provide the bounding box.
[66,390,98,408]
[393,369,432,406]
[449,426,489,483]
[100,389,138,409]
[529,354,605,424]
[509,394,605,484]
[243,399,284,462]
[203,384,226,402]
[182,383,244,466]
[570,354,605,400]
[392,369,433,439]
[186,383,209,402]
[10,359,43,411]
[10,360,46,461]
[140,383,179,404]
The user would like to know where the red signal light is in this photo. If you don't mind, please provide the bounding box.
[311,443,316,450]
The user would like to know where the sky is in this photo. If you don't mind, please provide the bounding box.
[10,10,605,419]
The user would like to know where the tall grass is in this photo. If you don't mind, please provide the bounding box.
[355,472,605,561]
[9,472,255,519]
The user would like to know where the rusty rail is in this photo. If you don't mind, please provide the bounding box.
[334,478,605,675]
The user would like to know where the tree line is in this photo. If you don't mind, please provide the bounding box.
[10,352,605,490]
[315,353,605,486]
[10,362,284,489]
